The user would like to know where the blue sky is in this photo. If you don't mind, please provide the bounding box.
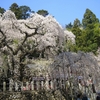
[0,0,100,26]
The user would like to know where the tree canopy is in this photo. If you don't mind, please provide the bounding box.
[82,8,99,28]
[73,18,81,28]
[9,3,32,19]
[0,7,5,14]
[0,3,49,19]
[19,5,31,19]
[0,4,100,54]
[66,22,73,31]
[37,9,49,17]
[9,3,49,19]
[66,8,100,54]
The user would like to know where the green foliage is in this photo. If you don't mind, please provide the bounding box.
[93,23,100,46]
[0,7,5,14]
[3,3,49,19]
[9,3,32,19]
[66,22,73,29]
[19,5,31,19]
[71,23,100,54]
[63,39,78,52]
[37,9,49,17]
[13,39,18,44]
[9,3,22,19]
[82,8,99,28]
[65,9,100,54]
[66,22,73,30]
[73,18,81,28]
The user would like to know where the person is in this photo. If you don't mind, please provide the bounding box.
[96,93,100,100]
[82,94,90,100]
[77,93,82,100]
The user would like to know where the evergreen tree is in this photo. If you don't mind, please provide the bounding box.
[69,9,100,54]
[73,23,100,54]
[73,18,81,28]
[9,3,22,19]
[66,22,73,30]
[37,9,49,17]
[82,8,99,28]
[9,3,32,19]
[0,7,5,14]
[19,5,31,19]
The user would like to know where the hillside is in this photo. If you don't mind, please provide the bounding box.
[0,10,100,100]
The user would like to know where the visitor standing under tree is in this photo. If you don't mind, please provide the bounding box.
[96,93,100,100]
[82,94,90,100]
[77,93,82,100]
